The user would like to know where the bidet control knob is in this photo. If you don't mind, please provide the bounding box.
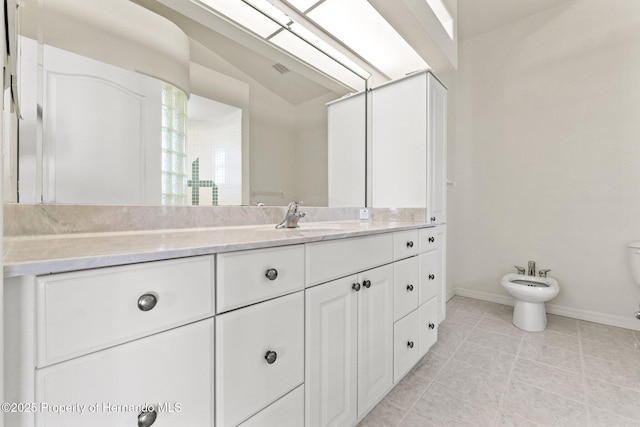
[539,269,551,278]
[514,266,526,275]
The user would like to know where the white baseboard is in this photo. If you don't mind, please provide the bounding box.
[455,287,640,332]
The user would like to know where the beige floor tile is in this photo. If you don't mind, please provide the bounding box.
[452,341,517,376]
[411,382,499,426]
[445,307,484,325]
[545,314,579,337]
[476,316,526,338]
[501,380,588,426]
[518,340,582,373]
[495,411,541,426]
[465,328,522,355]
[588,405,640,427]
[578,321,638,349]
[585,377,640,421]
[435,359,510,406]
[511,358,585,402]
[383,372,430,411]
[581,337,640,362]
[409,351,450,381]
[396,412,438,427]
[583,354,640,392]
[522,329,580,353]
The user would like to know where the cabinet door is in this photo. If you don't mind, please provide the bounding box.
[419,250,439,305]
[393,309,420,383]
[306,275,359,427]
[394,256,420,321]
[427,73,447,224]
[35,319,214,426]
[419,297,439,357]
[437,225,447,323]
[357,264,394,418]
[216,292,304,427]
[372,73,427,208]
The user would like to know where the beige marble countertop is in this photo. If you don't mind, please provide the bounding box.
[3,220,434,277]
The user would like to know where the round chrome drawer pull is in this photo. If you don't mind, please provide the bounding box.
[265,350,278,364]
[406,241,414,248]
[265,268,278,281]
[428,236,435,243]
[352,282,361,292]
[407,341,414,349]
[429,323,435,329]
[138,406,157,427]
[406,284,414,292]
[363,280,372,289]
[137,293,158,312]
[428,274,435,280]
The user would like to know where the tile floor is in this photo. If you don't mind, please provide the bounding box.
[358,296,640,427]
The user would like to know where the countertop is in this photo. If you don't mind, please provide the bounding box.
[3,220,434,277]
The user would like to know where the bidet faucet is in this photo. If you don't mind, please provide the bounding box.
[276,201,306,229]
[528,261,536,276]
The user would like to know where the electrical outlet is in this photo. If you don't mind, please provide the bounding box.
[359,208,370,220]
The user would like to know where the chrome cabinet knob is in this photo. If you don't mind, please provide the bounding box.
[407,341,414,349]
[265,268,278,281]
[363,280,371,289]
[428,237,435,243]
[406,284,414,292]
[265,350,278,364]
[137,294,158,312]
[406,241,414,248]
[352,282,361,292]
[428,274,435,280]
[138,406,157,427]
[429,323,435,329]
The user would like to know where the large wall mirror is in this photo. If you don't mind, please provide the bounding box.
[14,0,368,207]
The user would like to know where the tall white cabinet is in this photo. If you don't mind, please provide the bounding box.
[371,71,447,225]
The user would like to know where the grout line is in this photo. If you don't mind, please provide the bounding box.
[577,320,592,426]
[492,327,525,426]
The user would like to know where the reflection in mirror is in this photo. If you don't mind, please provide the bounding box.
[15,0,367,207]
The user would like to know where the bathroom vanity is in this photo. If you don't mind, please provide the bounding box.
[3,220,446,427]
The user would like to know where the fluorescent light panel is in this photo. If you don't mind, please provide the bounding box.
[286,0,321,13]
[288,23,370,79]
[198,0,281,37]
[425,0,454,39]
[308,0,428,80]
[270,30,364,90]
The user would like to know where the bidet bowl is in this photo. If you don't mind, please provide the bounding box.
[500,274,559,303]
[501,273,560,331]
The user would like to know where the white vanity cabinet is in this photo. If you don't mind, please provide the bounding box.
[305,264,394,427]
[371,70,448,226]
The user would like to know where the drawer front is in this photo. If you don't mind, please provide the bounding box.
[37,256,215,367]
[419,297,438,357]
[35,318,214,427]
[419,251,439,305]
[217,245,304,313]
[306,234,393,286]
[216,291,304,427]
[240,385,304,427]
[393,230,419,260]
[393,309,420,383]
[419,228,438,254]
[394,257,419,321]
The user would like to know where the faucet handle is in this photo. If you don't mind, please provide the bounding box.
[539,269,551,278]
[514,266,526,275]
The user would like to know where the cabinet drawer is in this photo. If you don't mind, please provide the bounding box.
[35,318,214,427]
[217,245,304,313]
[240,385,304,427]
[394,257,419,321]
[419,297,438,357]
[306,234,393,286]
[419,251,438,305]
[393,230,419,260]
[216,291,304,426]
[393,309,420,383]
[419,228,438,253]
[36,256,215,367]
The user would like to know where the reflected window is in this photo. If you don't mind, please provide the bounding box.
[187,95,242,206]
[161,83,188,205]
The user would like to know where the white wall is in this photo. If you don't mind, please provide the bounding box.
[450,0,640,329]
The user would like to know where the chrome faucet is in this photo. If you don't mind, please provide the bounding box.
[528,261,536,276]
[276,201,306,229]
